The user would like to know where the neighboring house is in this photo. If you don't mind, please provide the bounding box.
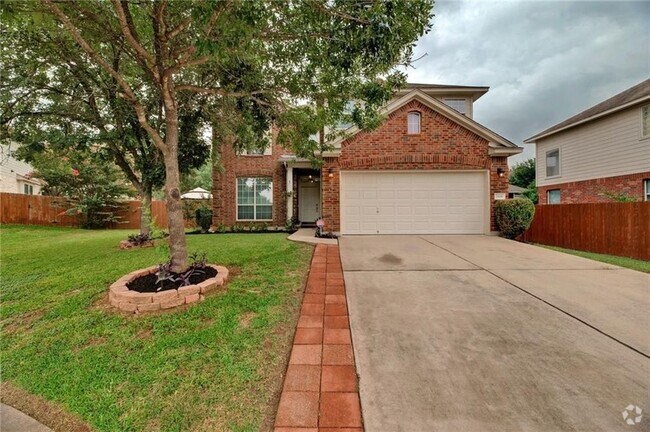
[212,83,522,234]
[525,79,650,204]
[508,184,526,199]
[0,144,44,195]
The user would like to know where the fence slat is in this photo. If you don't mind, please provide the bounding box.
[521,202,650,261]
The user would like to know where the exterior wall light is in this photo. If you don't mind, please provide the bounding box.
[328,168,334,178]
[497,168,505,178]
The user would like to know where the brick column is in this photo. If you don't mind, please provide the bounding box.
[321,158,341,232]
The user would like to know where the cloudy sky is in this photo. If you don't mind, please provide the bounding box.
[405,0,650,164]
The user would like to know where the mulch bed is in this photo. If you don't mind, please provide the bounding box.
[127,267,218,293]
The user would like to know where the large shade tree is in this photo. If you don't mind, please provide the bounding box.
[0,10,210,234]
[3,0,433,271]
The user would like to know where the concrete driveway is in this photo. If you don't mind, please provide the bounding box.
[340,235,650,432]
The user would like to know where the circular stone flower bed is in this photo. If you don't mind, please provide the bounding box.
[109,264,229,313]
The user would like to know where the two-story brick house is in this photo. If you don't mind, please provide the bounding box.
[212,83,522,234]
[525,79,650,204]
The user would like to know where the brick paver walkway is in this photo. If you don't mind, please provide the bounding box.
[274,244,363,432]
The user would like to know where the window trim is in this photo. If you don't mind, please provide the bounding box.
[547,189,561,205]
[236,177,273,221]
[407,111,421,135]
[644,179,650,202]
[641,105,650,139]
[545,148,561,179]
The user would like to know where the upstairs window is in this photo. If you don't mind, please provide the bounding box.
[407,112,421,134]
[244,127,273,156]
[443,98,467,115]
[337,101,356,130]
[642,105,650,138]
[546,149,560,178]
[23,184,33,195]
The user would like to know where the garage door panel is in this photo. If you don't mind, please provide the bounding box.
[361,206,378,216]
[341,171,486,235]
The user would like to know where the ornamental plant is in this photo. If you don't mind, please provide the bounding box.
[28,145,132,228]
[494,198,536,240]
[195,206,213,233]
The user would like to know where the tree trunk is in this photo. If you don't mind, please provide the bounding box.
[162,101,189,272]
[140,185,152,235]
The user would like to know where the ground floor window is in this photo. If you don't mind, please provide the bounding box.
[237,177,273,220]
[547,189,561,204]
[644,179,650,202]
[23,184,34,195]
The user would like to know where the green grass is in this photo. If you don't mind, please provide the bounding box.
[542,245,650,273]
[0,225,313,431]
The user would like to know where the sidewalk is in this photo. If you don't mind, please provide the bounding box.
[0,404,52,432]
[274,244,362,431]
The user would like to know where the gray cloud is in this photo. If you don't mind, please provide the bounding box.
[406,0,650,164]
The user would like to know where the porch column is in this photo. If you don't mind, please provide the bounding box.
[286,164,293,221]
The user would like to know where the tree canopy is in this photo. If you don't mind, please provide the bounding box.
[509,158,536,188]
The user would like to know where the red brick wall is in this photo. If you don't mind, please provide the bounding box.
[538,172,650,204]
[321,100,510,231]
[212,136,289,227]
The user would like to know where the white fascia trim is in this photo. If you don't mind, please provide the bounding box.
[328,89,520,150]
[488,147,523,156]
[396,87,490,101]
[524,96,650,143]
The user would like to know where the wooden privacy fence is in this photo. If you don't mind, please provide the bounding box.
[520,202,650,261]
[0,192,169,229]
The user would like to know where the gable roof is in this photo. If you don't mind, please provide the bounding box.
[525,79,650,143]
[326,89,521,156]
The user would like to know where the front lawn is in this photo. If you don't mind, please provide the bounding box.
[0,225,312,431]
[541,245,650,273]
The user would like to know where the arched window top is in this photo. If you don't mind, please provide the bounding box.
[407,111,421,134]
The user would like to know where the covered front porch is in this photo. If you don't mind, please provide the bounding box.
[281,156,323,227]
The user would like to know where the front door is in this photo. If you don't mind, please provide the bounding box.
[299,178,321,223]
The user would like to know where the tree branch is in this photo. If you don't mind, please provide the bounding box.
[42,0,168,155]
[111,0,158,78]
[175,85,274,97]
[311,0,371,24]
[204,0,231,37]
[166,17,191,40]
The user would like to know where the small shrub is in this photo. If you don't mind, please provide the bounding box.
[495,198,535,239]
[285,216,299,232]
[231,223,244,233]
[250,222,268,232]
[216,223,227,233]
[195,206,213,232]
[127,232,152,246]
[601,190,638,203]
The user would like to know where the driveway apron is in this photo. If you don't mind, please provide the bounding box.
[340,235,650,432]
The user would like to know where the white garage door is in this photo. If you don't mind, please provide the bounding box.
[340,171,487,235]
